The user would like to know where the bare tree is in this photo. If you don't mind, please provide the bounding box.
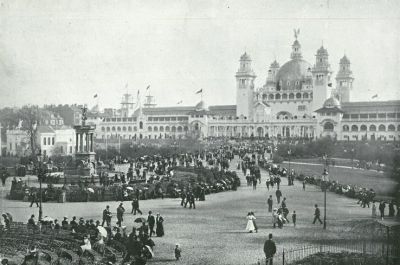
[17,105,40,158]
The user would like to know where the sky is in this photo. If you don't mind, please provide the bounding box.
[0,0,399,110]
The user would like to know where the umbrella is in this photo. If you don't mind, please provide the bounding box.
[126,187,134,191]
[97,226,108,237]
[6,213,13,222]
[145,245,154,258]
[87,188,95,193]
[134,217,146,223]
[42,216,54,222]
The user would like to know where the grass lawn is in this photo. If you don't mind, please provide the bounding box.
[0,157,394,265]
[281,161,396,199]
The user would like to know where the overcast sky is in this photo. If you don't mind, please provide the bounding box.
[0,0,399,109]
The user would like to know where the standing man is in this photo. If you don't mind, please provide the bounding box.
[267,195,273,213]
[29,191,39,208]
[102,205,112,227]
[263,233,277,265]
[180,190,186,207]
[147,211,156,237]
[312,204,323,225]
[116,203,125,227]
[379,201,386,220]
[275,189,282,204]
[131,197,143,215]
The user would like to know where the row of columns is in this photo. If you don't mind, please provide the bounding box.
[75,132,94,153]
[209,125,315,138]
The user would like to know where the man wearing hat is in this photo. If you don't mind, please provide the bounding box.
[102,205,112,227]
[117,203,125,227]
[147,211,155,237]
[62,217,69,230]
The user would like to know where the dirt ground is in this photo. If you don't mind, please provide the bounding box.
[0,157,392,265]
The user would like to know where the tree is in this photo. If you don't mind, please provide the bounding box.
[17,105,40,158]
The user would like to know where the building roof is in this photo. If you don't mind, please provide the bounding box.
[240,52,251,61]
[142,106,196,116]
[340,55,350,64]
[341,100,400,112]
[275,59,312,90]
[36,126,55,134]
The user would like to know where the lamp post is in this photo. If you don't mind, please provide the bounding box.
[36,152,43,221]
[288,149,292,185]
[322,154,329,230]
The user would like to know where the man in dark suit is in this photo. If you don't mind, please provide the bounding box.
[313,204,323,224]
[147,211,155,237]
[264,233,276,265]
[102,205,112,227]
[117,203,125,227]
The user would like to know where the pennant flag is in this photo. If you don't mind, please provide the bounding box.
[137,90,140,96]
[195,89,203,94]
[328,83,332,87]
[371,94,378,99]
[177,100,183,104]
[93,94,98,98]
[146,85,150,90]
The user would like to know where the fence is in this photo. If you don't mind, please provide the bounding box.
[256,241,400,265]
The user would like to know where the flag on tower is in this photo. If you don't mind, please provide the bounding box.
[146,85,150,90]
[93,94,98,98]
[328,83,332,87]
[371,94,378,99]
[195,89,203,94]
[177,100,183,104]
[137,90,140,97]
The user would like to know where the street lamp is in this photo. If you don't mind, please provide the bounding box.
[322,155,329,230]
[36,151,44,221]
[288,149,292,186]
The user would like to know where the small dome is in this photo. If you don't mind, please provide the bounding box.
[292,40,300,47]
[340,55,350,64]
[323,97,341,108]
[270,60,280,68]
[240,52,251,61]
[317,46,328,56]
[195,100,207,111]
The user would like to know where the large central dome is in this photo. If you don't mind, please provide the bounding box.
[275,59,312,90]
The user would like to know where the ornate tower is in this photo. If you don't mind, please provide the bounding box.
[335,55,354,102]
[265,60,280,88]
[311,46,332,111]
[236,52,256,119]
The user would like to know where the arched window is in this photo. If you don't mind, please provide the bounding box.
[275,94,281,100]
[351,125,358,132]
[184,126,189,132]
[289,93,294,99]
[165,126,170,132]
[101,127,105,132]
[154,126,158,132]
[122,126,126,131]
[171,126,176,132]
[128,126,132,131]
[324,122,334,131]
[159,126,164,132]
[177,126,183,132]
[378,124,386,131]
[262,94,268,100]
[43,138,46,145]
[343,125,349,132]
[139,121,143,129]
[268,94,274,100]
[106,127,110,132]
[369,125,376,131]
[303,93,309,99]
[296,93,302,99]
[117,127,121,132]
[398,125,400,131]
[360,125,367,131]
[112,127,116,131]
[133,126,137,132]
[148,126,152,132]
[388,124,395,131]
[282,93,288,100]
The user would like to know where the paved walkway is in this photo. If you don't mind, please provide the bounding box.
[0,157,381,265]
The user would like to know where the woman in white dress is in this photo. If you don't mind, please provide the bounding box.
[80,235,92,254]
[372,202,377,218]
[246,212,256,233]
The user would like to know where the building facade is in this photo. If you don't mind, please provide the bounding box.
[94,33,400,142]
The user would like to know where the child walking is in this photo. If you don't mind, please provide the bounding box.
[175,243,181,261]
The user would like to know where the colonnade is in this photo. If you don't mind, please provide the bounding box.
[75,132,94,153]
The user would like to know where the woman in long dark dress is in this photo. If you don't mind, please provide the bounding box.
[156,213,164,237]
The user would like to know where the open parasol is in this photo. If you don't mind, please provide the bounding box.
[134,217,147,223]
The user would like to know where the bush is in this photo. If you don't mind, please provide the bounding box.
[272,155,284,164]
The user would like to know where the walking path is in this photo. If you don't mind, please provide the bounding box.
[0,157,378,265]
[282,160,384,173]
